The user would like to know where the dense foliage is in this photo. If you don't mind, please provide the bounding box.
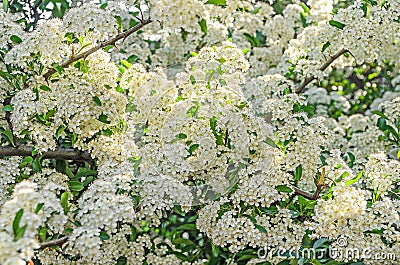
[1,0,400,264]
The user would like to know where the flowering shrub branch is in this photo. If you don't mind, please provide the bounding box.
[293,186,322,200]
[296,48,349,93]
[39,236,69,249]
[31,0,43,28]
[0,146,94,164]
[43,18,152,79]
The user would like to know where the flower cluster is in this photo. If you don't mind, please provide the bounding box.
[0,181,66,264]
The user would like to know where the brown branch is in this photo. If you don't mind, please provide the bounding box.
[39,236,69,249]
[296,48,349,94]
[293,182,325,200]
[33,0,43,10]
[293,187,320,200]
[32,0,43,28]
[43,19,152,79]
[0,146,94,165]
[292,168,326,200]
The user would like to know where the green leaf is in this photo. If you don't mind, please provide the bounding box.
[371,110,388,119]
[361,3,368,17]
[65,163,75,179]
[13,209,23,235]
[2,105,13,112]
[31,147,37,156]
[321,41,331,53]
[100,231,110,240]
[329,20,346,30]
[294,165,302,181]
[19,156,33,169]
[121,60,131,69]
[237,254,258,261]
[254,224,268,234]
[243,214,257,223]
[82,175,94,186]
[211,242,219,257]
[205,0,226,5]
[377,117,386,130]
[242,48,250,55]
[199,19,207,34]
[98,113,110,124]
[169,251,188,260]
[2,130,16,147]
[32,159,41,172]
[75,168,97,179]
[116,16,123,31]
[129,156,141,176]
[14,224,27,241]
[346,171,363,186]
[347,152,355,168]
[39,227,47,241]
[190,75,196,84]
[187,215,198,222]
[64,32,74,44]
[385,125,399,141]
[264,137,277,148]
[190,51,198,57]
[335,171,348,184]
[322,260,340,265]
[40,85,51,91]
[60,192,69,214]
[93,96,102,106]
[300,2,310,14]
[368,72,378,80]
[172,238,195,246]
[69,181,84,191]
[55,126,66,140]
[243,33,261,47]
[0,70,13,85]
[301,12,308,27]
[216,57,226,64]
[116,256,127,265]
[187,105,199,118]
[34,203,44,214]
[10,35,22,44]
[126,102,136,112]
[312,238,328,249]
[3,0,8,12]
[276,185,293,193]
[176,133,187,139]
[176,223,197,230]
[172,205,186,216]
[51,63,64,75]
[311,260,322,265]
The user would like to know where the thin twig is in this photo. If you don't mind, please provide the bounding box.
[291,168,326,200]
[39,236,69,249]
[43,19,152,79]
[293,187,319,200]
[33,0,43,9]
[0,146,94,165]
[296,49,349,93]
[32,0,43,28]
